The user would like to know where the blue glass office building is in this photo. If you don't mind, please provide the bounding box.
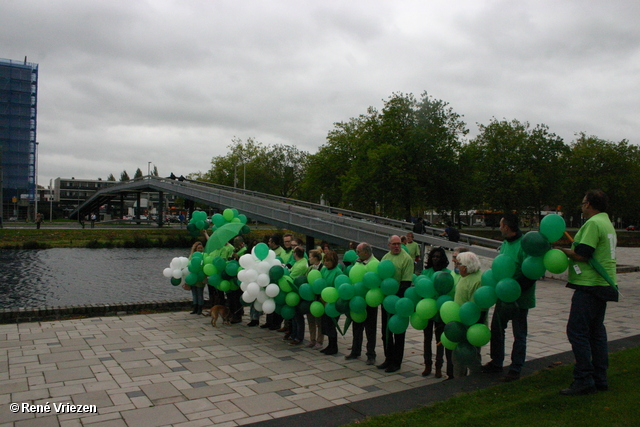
[0,58,38,220]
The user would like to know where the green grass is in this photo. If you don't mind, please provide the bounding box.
[348,346,640,427]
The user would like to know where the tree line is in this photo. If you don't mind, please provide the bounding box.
[194,92,640,227]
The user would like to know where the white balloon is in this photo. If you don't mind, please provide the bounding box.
[265,283,280,298]
[179,257,189,269]
[256,273,270,287]
[172,269,182,279]
[239,253,255,269]
[237,270,247,282]
[242,291,255,303]
[170,257,181,270]
[240,281,249,292]
[265,250,276,263]
[243,269,258,283]
[262,299,276,314]
[253,300,263,312]
[257,261,271,274]
[246,282,260,298]
[256,290,268,304]
[163,268,173,278]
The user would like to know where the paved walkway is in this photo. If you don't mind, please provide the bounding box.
[1,250,638,427]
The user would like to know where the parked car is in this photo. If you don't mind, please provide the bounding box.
[626,225,636,231]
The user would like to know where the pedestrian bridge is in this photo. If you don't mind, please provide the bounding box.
[70,176,500,259]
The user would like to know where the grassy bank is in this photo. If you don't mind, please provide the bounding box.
[348,345,640,427]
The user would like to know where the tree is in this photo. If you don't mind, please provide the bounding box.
[562,133,640,227]
[107,173,116,181]
[152,165,159,177]
[134,168,144,179]
[120,170,130,181]
[466,119,567,220]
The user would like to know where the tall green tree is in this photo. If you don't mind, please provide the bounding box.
[107,173,116,181]
[120,170,130,181]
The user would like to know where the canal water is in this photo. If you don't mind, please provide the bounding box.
[0,248,189,309]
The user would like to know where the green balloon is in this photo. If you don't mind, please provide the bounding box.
[307,269,322,284]
[353,282,368,297]
[253,242,269,260]
[388,314,410,334]
[365,259,380,273]
[222,208,234,221]
[321,287,339,304]
[544,249,569,274]
[404,286,422,305]
[395,297,415,317]
[433,272,454,295]
[466,323,491,347]
[436,294,453,309]
[350,310,367,323]
[203,263,217,276]
[410,312,429,330]
[522,256,546,280]
[311,278,328,295]
[349,263,366,283]
[459,301,481,326]
[377,260,395,280]
[380,278,400,296]
[338,283,355,300]
[324,302,340,318]
[415,298,438,320]
[185,273,198,285]
[285,292,301,307]
[335,298,349,314]
[208,274,222,287]
[294,275,308,287]
[212,213,226,228]
[362,271,382,289]
[219,280,231,292]
[440,332,458,350]
[473,286,497,309]
[349,295,367,313]
[444,321,467,342]
[299,283,315,301]
[481,269,497,288]
[495,278,522,303]
[382,295,400,314]
[269,265,285,282]
[310,301,325,317]
[414,277,436,299]
[213,256,226,272]
[343,249,358,264]
[439,300,461,324]
[238,214,248,224]
[521,231,551,257]
[492,254,517,281]
[279,276,293,292]
[280,305,296,320]
[453,342,477,365]
[334,274,351,288]
[365,288,385,307]
[540,214,566,243]
[170,277,181,286]
[225,261,239,276]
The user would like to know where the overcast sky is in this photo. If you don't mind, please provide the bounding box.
[3,0,639,186]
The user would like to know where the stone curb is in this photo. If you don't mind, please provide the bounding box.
[0,298,192,324]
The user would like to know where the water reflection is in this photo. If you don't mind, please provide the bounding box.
[0,248,188,309]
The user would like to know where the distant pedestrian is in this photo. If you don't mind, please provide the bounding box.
[36,212,44,229]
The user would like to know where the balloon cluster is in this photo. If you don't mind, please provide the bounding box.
[520,214,570,277]
[163,256,191,286]
[236,242,291,315]
[186,208,251,239]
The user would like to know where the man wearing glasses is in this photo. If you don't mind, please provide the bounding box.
[557,190,618,395]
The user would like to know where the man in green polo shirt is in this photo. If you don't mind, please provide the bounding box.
[377,235,414,373]
[558,189,618,396]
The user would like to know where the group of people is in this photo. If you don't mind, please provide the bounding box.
[186,189,618,394]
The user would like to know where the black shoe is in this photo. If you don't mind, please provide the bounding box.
[366,357,376,366]
[560,382,597,396]
[422,365,432,377]
[345,353,359,360]
[230,319,242,324]
[481,363,503,373]
[260,323,270,329]
[503,370,520,382]
[377,360,390,370]
[190,305,198,314]
[385,364,400,373]
[596,384,608,391]
[247,320,259,327]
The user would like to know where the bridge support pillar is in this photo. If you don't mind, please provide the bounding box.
[157,191,164,227]
[305,235,315,255]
